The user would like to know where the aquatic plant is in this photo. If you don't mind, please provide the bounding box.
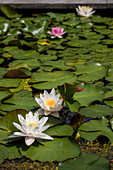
[76,6,95,17]
[35,88,63,117]
[10,111,53,146]
[48,27,66,38]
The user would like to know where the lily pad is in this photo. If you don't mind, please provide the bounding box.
[59,152,110,170]
[75,62,107,82]
[30,71,76,89]
[0,5,21,18]
[78,117,113,142]
[73,84,104,107]
[20,137,80,161]
[79,104,113,118]
[4,90,38,110]
[58,84,80,112]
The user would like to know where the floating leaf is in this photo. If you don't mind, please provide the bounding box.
[0,90,12,101]
[0,5,21,18]
[4,90,38,110]
[58,84,80,112]
[30,71,76,89]
[20,137,80,161]
[45,124,74,137]
[73,84,104,107]
[80,104,113,118]
[59,152,110,170]
[0,78,20,88]
[78,117,113,142]
[75,62,107,82]
[0,143,21,159]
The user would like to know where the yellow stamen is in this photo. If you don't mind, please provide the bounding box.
[27,122,37,127]
[82,6,88,9]
[45,99,55,107]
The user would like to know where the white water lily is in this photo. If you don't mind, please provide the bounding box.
[10,111,53,146]
[76,6,95,17]
[35,88,63,118]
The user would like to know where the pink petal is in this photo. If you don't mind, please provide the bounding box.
[48,31,54,35]
[76,86,84,92]
[53,28,58,35]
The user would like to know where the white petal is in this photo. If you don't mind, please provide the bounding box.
[51,36,56,38]
[13,132,26,136]
[26,111,33,123]
[51,111,59,118]
[38,117,48,128]
[18,114,25,125]
[44,110,51,116]
[25,136,35,146]
[34,132,53,140]
[44,90,49,97]
[39,125,50,132]
[57,98,63,105]
[13,122,26,133]
[50,88,55,97]
[34,110,39,117]
[37,108,44,115]
[54,104,63,111]
[9,134,20,138]
[35,97,42,105]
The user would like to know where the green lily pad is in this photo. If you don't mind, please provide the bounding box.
[9,59,41,70]
[47,12,64,21]
[45,124,74,136]
[20,137,80,161]
[59,152,110,170]
[73,84,104,107]
[0,78,21,88]
[58,84,80,112]
[0,5,21,18]
[106,67,113,82]
[104,100,113,107]
[78,117,113,142]
[75,62,107,82]
[0,143,21,159]
[0,150,4,164]
[4,90,38,110]
[63,18,80,26]
[9,49,39,60]
[67,39,91,47]
[0,67,6,79]
[30,71,76,89]
[0,90,12,101]
[110,118,113,130]
[79,104,113,118]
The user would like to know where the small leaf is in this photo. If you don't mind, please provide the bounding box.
[78,117,113,142]
[59,152,110,170]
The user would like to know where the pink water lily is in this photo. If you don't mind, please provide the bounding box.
[48,27,66,38]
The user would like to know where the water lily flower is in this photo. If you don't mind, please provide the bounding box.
[76,6,95,17]
[10,111,53,146]
[35,88,63,117]
[48,27,66,38]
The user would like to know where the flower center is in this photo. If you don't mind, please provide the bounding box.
[82,6,88,9]
[27,122,37,127]
[45,99,55,107]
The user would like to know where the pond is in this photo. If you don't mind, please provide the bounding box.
[0,5,113,170]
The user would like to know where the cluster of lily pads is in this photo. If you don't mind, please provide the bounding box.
[0,4,112,169]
